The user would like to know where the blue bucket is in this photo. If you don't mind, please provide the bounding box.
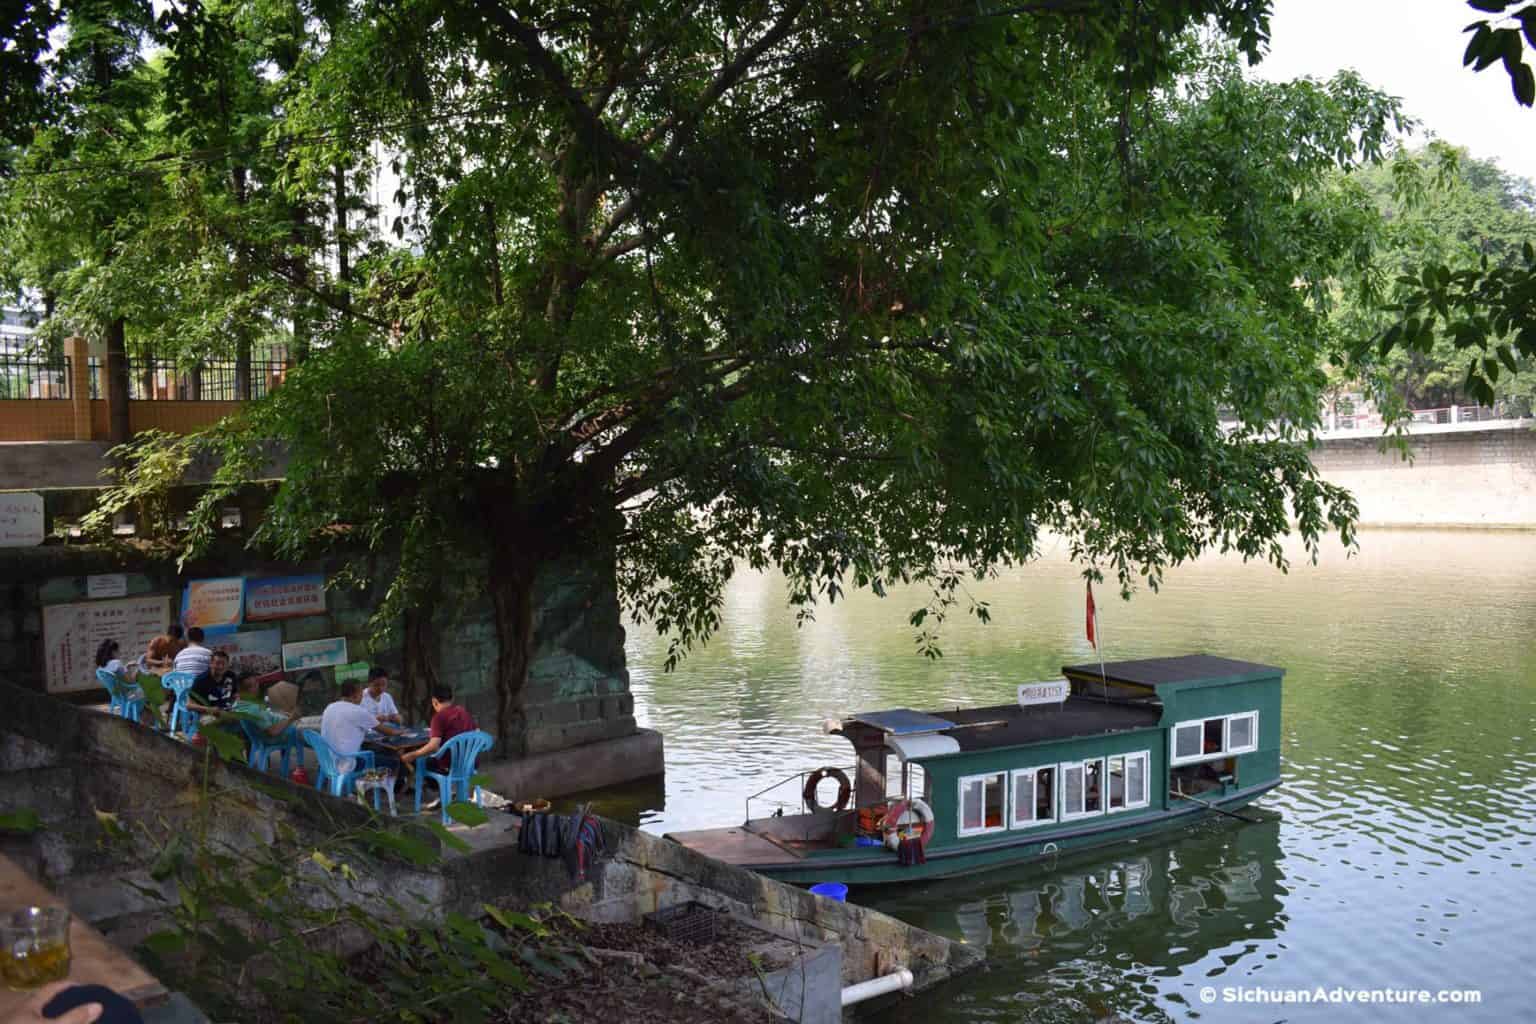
[809,882,848,902]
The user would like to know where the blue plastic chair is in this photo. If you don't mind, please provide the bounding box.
[239,717,302,776]
[163,671,201,737]
[301,730,379,803]
[95,668,144,724]
[414,730,493,825]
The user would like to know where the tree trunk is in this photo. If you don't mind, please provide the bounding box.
[401,603,441,725]
[232,165,253,399]
[105,317,130,442]
[333,164,351,315]
[488,550,537,756]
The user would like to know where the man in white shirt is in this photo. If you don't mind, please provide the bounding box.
[359,667,402,723]
[172,626,212,676]
[319,678,402,773]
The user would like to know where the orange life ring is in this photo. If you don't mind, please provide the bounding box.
[803,767,852,813]
[882,798,935,847]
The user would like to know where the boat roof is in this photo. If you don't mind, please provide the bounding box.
[938,697,1163,752]
[1061,654,1282,690]
[846,709,958,734]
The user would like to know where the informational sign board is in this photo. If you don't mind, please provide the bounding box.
[213,629,284,676]
[334,661,370,686]
[0,493,45,547]
[43,595,173,694]
[182,577,245,631]
[1017,679,1071,707]
[86,574,129,600]
[245,575,326,621]
[281,637,348,672]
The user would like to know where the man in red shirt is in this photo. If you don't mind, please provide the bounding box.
[401,684,478,781]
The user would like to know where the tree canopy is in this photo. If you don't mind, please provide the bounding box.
[1329,144,1536,415]
[2,1,1407,750]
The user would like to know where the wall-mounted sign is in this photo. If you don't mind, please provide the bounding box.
[214,628,284,676]
[0,492,44,548]
[245,575,326,621]
[86,574,128,600]
[282,636,348,672]
[182,577,245,631]
[43,595,172,693]
[1017,679,1070,707]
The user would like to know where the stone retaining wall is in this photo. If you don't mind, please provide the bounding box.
[1311,425,1536,528]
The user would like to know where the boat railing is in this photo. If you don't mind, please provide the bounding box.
[744,764,860,825]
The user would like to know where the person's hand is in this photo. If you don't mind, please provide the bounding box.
[2,981,103,1024]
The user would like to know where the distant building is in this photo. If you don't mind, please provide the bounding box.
[0,307,34,354]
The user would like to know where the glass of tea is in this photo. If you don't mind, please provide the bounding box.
[0,906,71,990]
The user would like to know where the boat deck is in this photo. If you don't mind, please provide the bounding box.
[665,825,840,866]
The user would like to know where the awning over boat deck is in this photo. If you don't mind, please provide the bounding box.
[886,732,961,761]
[845,708,957,734]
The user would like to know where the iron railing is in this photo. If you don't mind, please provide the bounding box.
[0,354,71,399]
[87,358,289,402]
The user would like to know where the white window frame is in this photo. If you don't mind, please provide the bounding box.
[1061,758,1105,821]
[1106,750,1151,813]
[1227,712,1259,755]
[956,771,1008,838]
[1009,766,1057,828]
[1170,711,1260,766]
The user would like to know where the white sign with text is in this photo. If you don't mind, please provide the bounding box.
[0,492,44,547]
[1017,679,1070,707]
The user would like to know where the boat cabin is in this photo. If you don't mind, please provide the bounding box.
[667,654,1283,884]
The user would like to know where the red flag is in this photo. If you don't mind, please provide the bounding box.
[1085,581,1097,649]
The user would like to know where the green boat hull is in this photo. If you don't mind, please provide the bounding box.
[740,781,1278,887]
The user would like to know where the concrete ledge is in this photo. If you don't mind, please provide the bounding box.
[483,727,663,800]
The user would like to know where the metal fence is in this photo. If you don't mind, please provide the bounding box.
[0,354,71,399]
[87,358,289,401]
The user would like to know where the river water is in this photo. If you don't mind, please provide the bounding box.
[618,529,1536,1022]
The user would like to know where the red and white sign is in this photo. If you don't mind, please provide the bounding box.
[43,595,172,693]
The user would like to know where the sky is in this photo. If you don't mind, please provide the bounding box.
[1252,0,1536,182]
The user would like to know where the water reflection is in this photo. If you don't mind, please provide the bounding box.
[871,817,1287,1023]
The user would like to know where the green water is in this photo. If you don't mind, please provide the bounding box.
[621,529,1536,1022]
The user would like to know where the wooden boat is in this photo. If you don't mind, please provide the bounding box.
[666,655,1282,886]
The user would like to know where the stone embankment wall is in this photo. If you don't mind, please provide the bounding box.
[0,686,979,1006]
[0,541,641,763]
[1311,425,1536,528]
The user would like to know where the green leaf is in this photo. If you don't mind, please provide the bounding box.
[1514,61,1535,106]
[1497,345,1519,374]
[0,809,42,833]
[1466,1,1511,14]
[139,931,188,957]
[483,905,548,937]
[424,821,471,853]
[1523,7,1536,49]
[94,808,127,840]
[445,801,489,827]
[202,723,247,764]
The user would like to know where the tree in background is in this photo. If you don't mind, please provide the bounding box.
[5,2,1407,752]
[1331,144,1536,416]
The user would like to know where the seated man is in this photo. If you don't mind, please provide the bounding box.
[320,678,403,775]
[188,649,238,714]
[229,672,302,739]
[400,685,478,793]
[172,626,212,676]
[359,666,402,724]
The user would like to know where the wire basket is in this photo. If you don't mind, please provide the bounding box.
[642,901,720,945]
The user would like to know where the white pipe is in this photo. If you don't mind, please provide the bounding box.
[840,968,914,1006]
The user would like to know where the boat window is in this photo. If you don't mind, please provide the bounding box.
[910,763,928,801]
[885,754,903,799]
[1228,712,1257,754]
[1084,759,1104,814]
[1171,712,1260,766]
[1174,722,1202,761]
[1010,766,1056,828]
[1108,751,1151,812]
[958,772,1006,837]
[1061,763,1085,817]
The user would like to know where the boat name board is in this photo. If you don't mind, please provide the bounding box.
[1017,679,1070,707]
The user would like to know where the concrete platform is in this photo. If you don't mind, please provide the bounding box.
[482,727,664,801]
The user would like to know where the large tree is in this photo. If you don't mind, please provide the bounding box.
[7,2,1405,752]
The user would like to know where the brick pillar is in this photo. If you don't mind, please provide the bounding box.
[65,336,93,440]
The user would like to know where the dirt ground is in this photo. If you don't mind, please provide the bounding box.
[493,918,787,1024]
